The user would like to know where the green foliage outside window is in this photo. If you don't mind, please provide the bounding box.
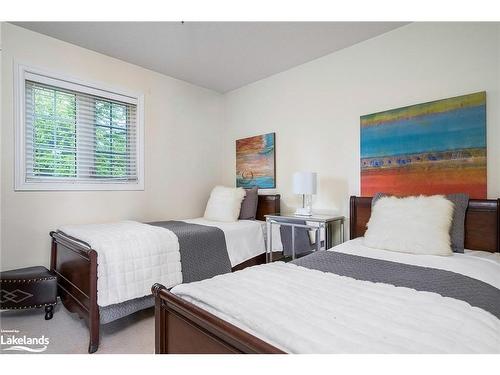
[94,100,128,178]
[33,86,77,177]
[32,86,129,179]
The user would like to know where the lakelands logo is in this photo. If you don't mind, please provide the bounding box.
[1,329,49,353]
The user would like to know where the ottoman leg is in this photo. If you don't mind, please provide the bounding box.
[45,305,54,320]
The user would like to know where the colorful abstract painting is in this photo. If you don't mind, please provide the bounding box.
[236,133,276,189]
[360,92,486,198]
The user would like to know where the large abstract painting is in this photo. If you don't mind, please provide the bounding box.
[360,92,486,198]
[236,133,276,189]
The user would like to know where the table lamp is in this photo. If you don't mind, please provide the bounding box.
[293,172,317,216]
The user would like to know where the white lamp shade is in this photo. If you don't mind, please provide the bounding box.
[293,172,317,194]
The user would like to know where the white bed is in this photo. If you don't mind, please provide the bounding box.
[171,238,500,353]
[52,191,281,353]
[59,218,267,307]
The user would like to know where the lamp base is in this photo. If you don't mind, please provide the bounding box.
[294,207,312,216]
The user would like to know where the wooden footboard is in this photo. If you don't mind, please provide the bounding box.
[152,283,284,354]
[50,231,100,353]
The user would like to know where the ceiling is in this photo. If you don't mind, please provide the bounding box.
[14,22,408,93]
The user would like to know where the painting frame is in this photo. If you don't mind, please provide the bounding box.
[236,132,276,189]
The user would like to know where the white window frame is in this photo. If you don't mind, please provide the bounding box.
[14,62,145,191]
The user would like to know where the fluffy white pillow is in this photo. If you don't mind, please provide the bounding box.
[204,186,246,222]
[364,195,454,256]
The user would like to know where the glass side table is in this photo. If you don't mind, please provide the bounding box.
[264,213,345,263]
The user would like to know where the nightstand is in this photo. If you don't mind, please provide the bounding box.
[264,213,345,263]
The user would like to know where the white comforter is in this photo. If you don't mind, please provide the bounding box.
[171,240,500,353]
[59,221,182,307]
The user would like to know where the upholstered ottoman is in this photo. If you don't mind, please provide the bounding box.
[0,266,57,320]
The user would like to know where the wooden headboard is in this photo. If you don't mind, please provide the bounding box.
[349,196,500,253]
[256,194,280,221]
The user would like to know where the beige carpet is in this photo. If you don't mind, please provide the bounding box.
[0,302,154,354]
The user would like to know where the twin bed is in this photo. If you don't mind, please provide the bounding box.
[152,196,500,354]
[49,194,280,353]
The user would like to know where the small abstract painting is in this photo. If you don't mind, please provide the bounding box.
[361,92,486,198]
[236,133,276,189]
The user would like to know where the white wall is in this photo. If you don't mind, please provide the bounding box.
[222,22,500,218]
[1,23,224,270]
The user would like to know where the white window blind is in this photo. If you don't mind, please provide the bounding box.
[16,65,144,191]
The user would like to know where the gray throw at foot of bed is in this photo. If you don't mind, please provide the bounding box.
[149,220,231,283]
[292,251,500,319]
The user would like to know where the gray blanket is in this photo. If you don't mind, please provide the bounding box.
[149,220,231,283]
[100,220,231,323]
[292,251,500,320]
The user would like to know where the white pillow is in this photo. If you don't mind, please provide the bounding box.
[204,186,246,222]
[364,195,454,256]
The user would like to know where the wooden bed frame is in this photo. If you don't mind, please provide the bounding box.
[50,194,280,354]
[153,195,500,354]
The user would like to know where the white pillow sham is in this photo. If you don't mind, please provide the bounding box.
[204,186,246,222]
[364,195,454,256]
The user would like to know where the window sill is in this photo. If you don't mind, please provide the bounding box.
[14,181,145,192]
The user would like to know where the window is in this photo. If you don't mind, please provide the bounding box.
[15,64,144,190]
